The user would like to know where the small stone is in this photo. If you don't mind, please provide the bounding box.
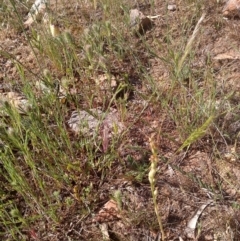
[130,9,144,27]
[167,4,177,11]
[68,109,101,135]
[129,9,153,34]
[68,108,124,138]
[0,92,31,115]
[223,0,240,17]
[24,0,47,26]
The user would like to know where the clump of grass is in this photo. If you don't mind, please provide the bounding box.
[151,9,218,144]
[0,0,135,237]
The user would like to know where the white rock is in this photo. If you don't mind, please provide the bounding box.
[24,0,48,26]
[68,109,124,137]
[167,4,177,11]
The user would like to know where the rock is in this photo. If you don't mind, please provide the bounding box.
[167,4,177,11]
[130,9,145,27]
[129,9,153,34]
[68,109,102,135]
[0,92,31,115]
[223,0,240,18]
[24,0,47,26]
[68,108,124,137]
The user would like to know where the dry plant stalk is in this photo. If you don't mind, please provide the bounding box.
[149,135,165,241]
[177,12,206,75]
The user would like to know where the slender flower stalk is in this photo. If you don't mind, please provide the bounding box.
[149,135,165,241]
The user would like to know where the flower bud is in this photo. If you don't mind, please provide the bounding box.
[153,188,158,197]
[148,168,156,184]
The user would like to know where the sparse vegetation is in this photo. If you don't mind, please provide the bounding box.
[1,0,240,240]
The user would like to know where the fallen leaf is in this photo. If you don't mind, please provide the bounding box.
[93,199,121,223]
[185,200,213,239]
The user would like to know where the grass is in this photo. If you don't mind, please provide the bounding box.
[1,0,240,240]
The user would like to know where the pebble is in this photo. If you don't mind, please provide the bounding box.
[167,4,177,11]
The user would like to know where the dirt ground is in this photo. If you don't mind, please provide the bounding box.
[1,0,240,240]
